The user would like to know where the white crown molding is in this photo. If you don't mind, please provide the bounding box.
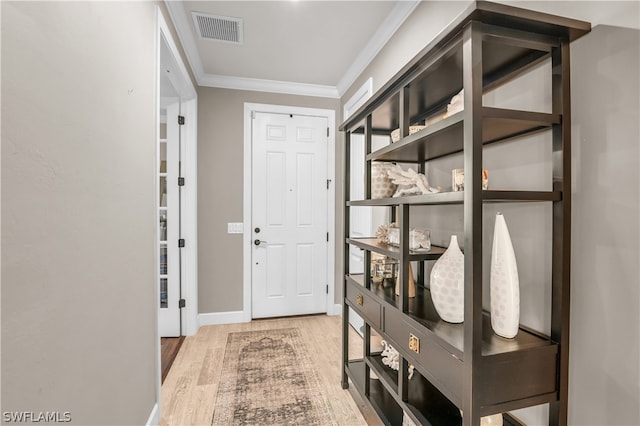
[336,0,420,97]
[165,0,418,99]
[164,0,206,80]
[199,74,340,98]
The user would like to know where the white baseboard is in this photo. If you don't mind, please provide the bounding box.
[198,311,248,326]
[327,304,342,316]
[146,403,159,426]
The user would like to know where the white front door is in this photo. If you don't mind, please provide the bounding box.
[251,112,328,318]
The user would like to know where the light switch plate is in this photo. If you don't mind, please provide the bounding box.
[227,222,244,234]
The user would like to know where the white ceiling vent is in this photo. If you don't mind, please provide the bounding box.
[192,12,243,45]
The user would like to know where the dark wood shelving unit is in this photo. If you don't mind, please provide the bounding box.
[340,2,590,425]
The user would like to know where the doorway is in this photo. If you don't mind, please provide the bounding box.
[153,8,198,422]
[243,104,336,320]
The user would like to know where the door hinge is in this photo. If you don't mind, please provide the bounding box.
[326,179,332,190]
[178,115,185,125]
[178,298,186,308]
[326,232,329,242]
[178,177,185,186]
[178,238,185,248]
[327,127,330,137]
[326,285,329,294]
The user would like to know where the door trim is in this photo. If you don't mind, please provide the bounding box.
[157,8,198,337]
[243,103,336,321]
[155,6,198,418]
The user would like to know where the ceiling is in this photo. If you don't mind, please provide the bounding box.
[165,1,420,98]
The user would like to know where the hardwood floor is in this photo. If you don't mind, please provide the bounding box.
[161,336,185,384]
[160,314,381,425]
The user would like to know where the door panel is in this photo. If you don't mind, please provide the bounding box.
[159,101,181,337]
[252,112,328,318]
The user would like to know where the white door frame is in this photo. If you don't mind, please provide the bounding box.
[243,103,336,321]
[152,7,198,424]
[157,7,198,336]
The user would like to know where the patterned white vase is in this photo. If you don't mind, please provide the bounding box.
[430,235,464,323]
[490,213,520,339]
[371,162,397,199]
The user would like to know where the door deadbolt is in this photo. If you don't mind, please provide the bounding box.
[255,227,261,233]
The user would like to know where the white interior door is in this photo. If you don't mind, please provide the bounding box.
[251,112,328,318]
[159,101,181,336]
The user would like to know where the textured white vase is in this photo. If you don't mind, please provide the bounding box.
[430,235,464,323]
[371,162,397,199]
[490,213,520,339]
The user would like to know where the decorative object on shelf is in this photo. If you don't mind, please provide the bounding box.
[395,263,416,298]
[370,334,385,380]
[460,411,504,426]
[452,168,489,192]
[402,411,419,426]
[390,125,427,143]
[388,227,431,251]
[375,223,395,245]
[430,235,464,323]
[387,165,441,197]
[490,212,520,339]
[371,255,398,287]
[371,162,397,199]
[445,89,464,116]
[371,334,384,353]
[482,414,504,425]
[380,340,414,379]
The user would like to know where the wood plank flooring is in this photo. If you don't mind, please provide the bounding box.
[161,336,185,384]
[159,314,381,425]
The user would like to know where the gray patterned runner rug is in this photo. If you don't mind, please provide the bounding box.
[211,328,337,425]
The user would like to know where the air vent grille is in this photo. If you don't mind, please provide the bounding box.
[192,12,243,45]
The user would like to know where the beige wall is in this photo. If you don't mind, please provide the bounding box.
[197,87,339,313]
[2,2,159,424]
[339,1,639,424]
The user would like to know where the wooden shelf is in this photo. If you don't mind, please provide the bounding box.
[346,238,445,261]
[348,359,463,426]
[347,190,561,207]
[347,275,558,413]
[366,108,559,163]
[348,274,554,358]
[339,1,589,133]
[345,360,404,425]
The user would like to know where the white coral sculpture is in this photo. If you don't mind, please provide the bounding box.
[387,165,440,197]
[380,340,415,379]
[375,223,397,245]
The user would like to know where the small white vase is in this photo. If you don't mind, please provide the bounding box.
[430,235,464,323]
[490,213,520,339]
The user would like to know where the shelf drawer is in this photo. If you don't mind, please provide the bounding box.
[346,280,382,329]
[481,344,558,407]
[384,306,463,405]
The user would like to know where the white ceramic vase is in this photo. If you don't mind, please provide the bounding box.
[430,235,464,323]
[371,162,397,199]
[490,213,520,339]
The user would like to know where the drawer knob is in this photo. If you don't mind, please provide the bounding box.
[356,294,363,306]
[409,333,420,354]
